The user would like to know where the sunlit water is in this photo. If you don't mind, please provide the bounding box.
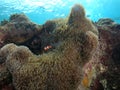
[0,0,120,24]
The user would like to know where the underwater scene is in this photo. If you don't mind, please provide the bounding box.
[0,0,120,90]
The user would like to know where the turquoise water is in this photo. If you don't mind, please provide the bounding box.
[0,0,120,24]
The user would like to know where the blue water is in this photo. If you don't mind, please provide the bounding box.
[0,0,120,24]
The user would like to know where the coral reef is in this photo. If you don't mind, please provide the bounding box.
[0,3,120,90]
[94,18,120,90]
[0,13,41,46]
[85,18,120,90]
[0,4,98,90]
[0,44,17,90]
[0,19,9,26]
[68,4,98,36]
[0,64,13,90]
[96,18,115,26]
[9,13,29,23]
[21,18,68,54]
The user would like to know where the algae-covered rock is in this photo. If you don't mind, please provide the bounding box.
[0,13,42,44]
[0,64,13,90]
[89,18,120,90]
[9,13,29,23]
[0,19,9,26]
[39,18,68,52]
[22,18,67,54]
[96,18,115,26]
[0,4,98,90]
[68,4,98,36]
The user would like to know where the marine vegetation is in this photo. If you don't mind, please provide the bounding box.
[0,19,9,26]
[0,4,98,90]
[0,13,41,45]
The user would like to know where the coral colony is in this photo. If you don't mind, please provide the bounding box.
[0,4,120,90]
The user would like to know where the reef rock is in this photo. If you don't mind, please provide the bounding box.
[0,14,41,47]
[89,18,120,90]
[96,18,115,26]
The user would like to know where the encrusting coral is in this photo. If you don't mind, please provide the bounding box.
[0,4,98,90]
